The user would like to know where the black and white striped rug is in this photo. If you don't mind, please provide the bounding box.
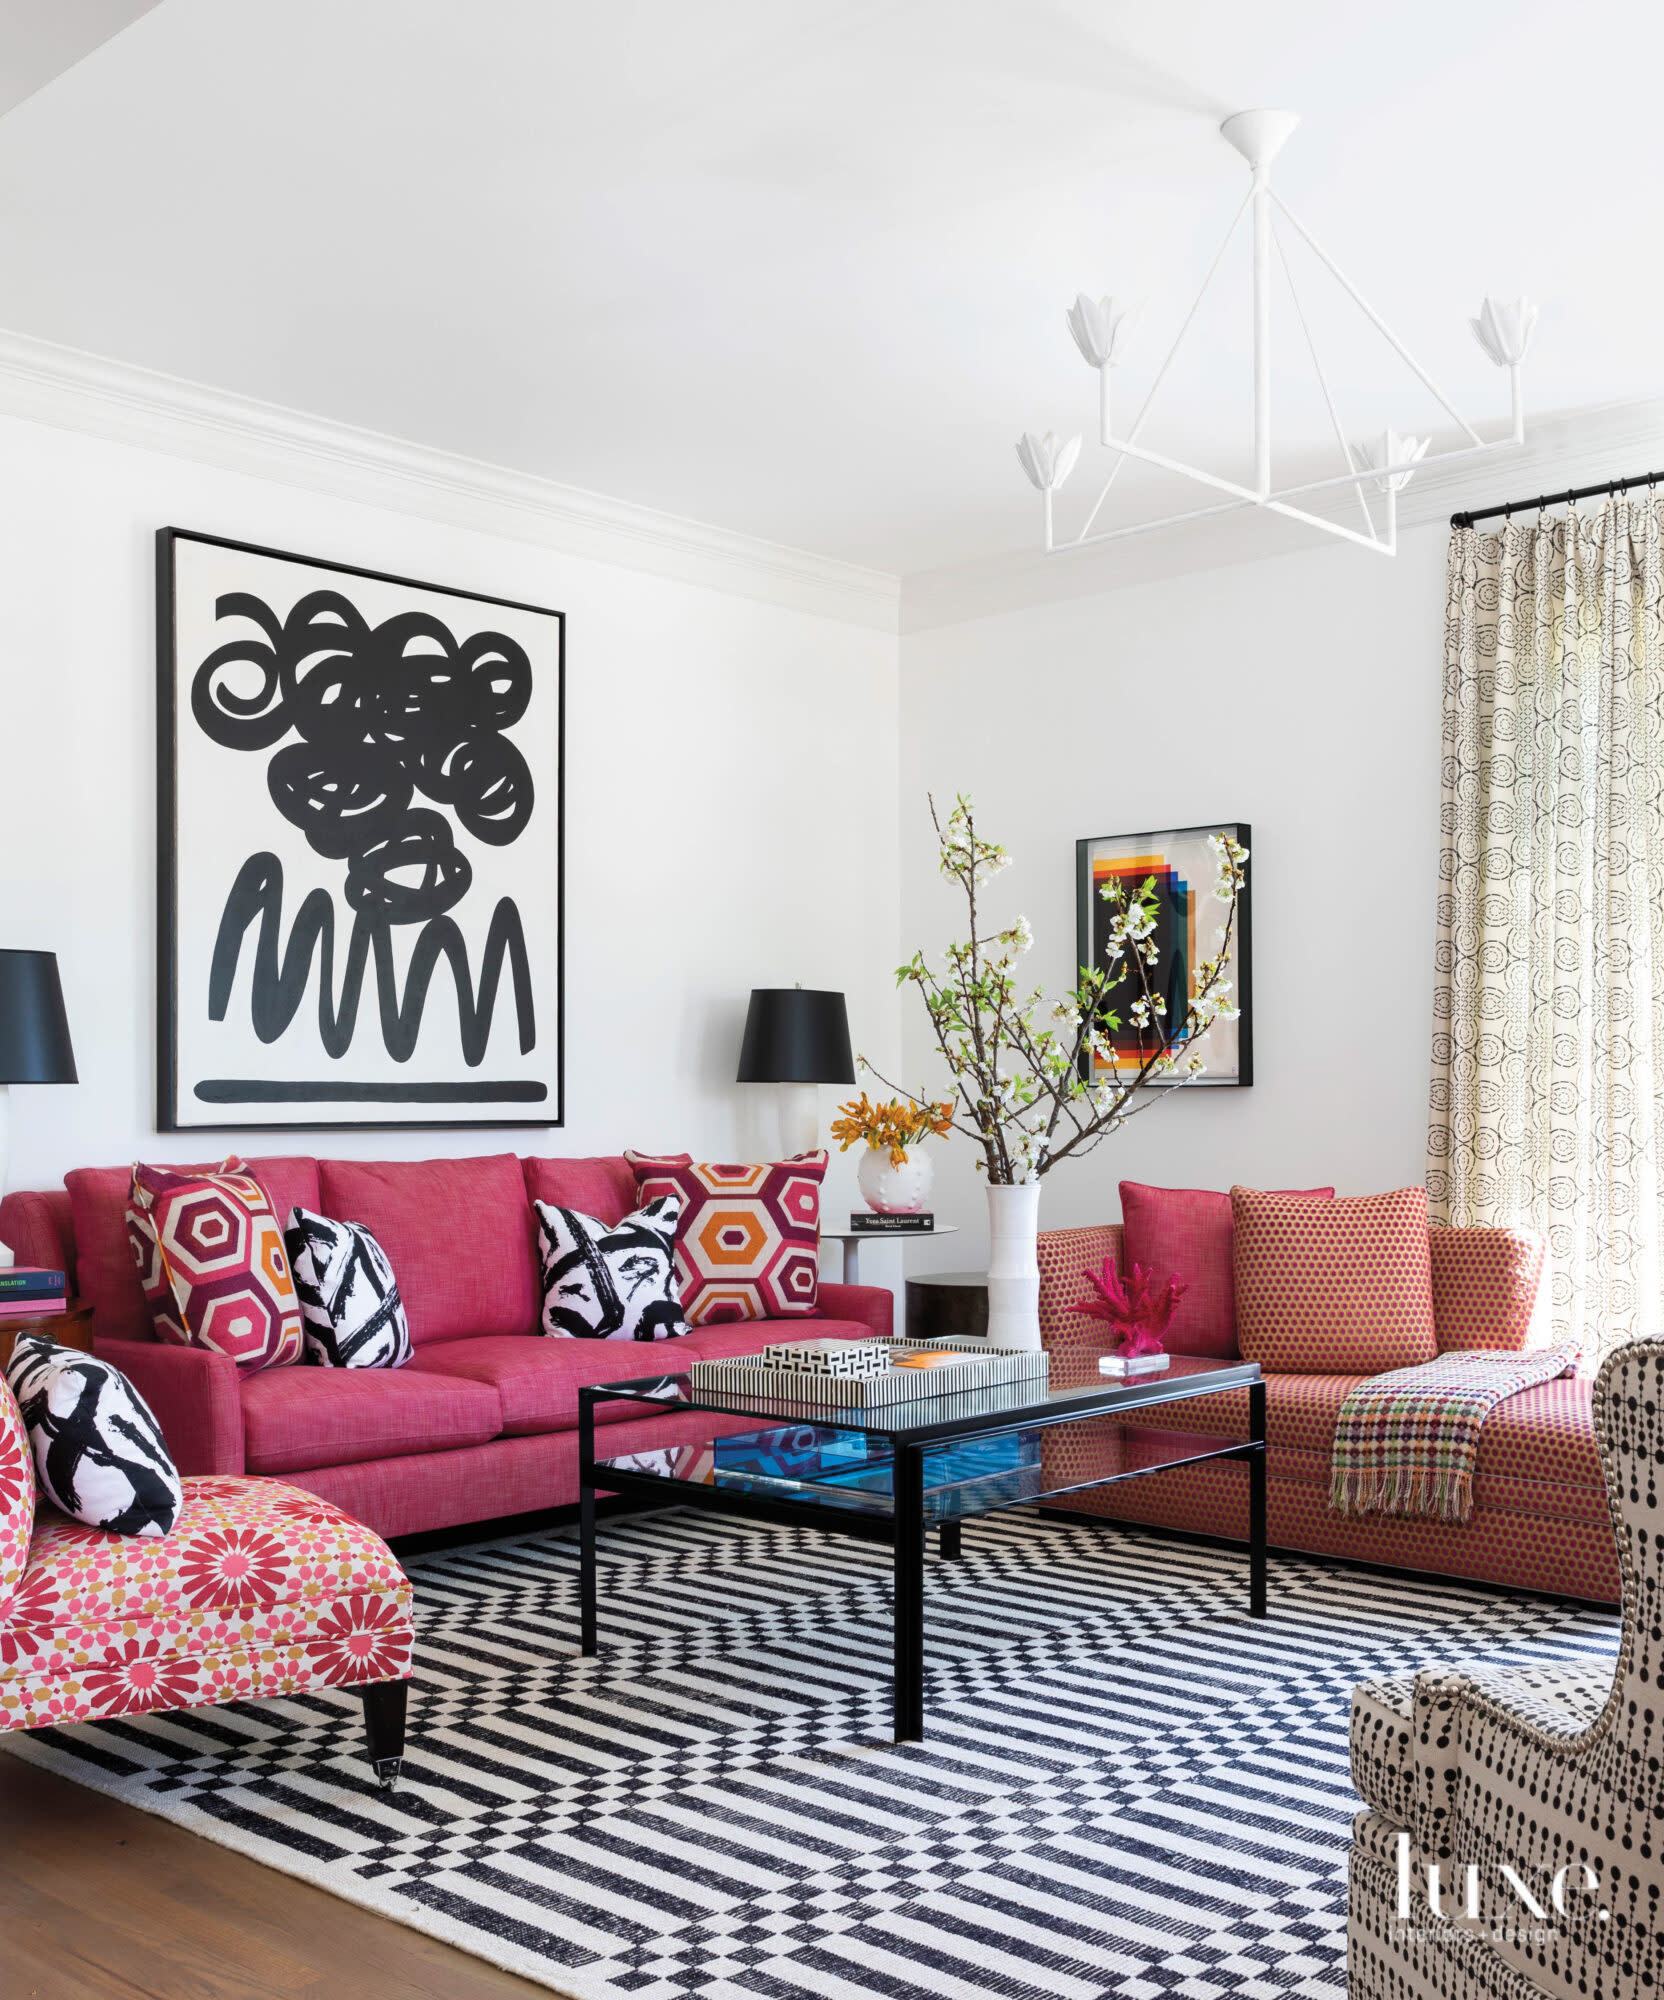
[2,1510,1618,1999]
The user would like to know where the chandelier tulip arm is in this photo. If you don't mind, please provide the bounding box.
[1074,188,1253,543]
[1020,110,1535,559]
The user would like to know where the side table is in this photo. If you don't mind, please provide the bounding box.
[0,1301,94,1372]
[821,1224,958,1286]
[905,1270,988,1342]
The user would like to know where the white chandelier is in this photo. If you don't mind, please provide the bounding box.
[1017,110,1537,556]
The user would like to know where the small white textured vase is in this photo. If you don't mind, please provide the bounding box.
[985,1181,1042,1351]
[857,1144,934,1214]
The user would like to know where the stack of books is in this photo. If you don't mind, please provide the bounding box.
[0,1267,67,1319]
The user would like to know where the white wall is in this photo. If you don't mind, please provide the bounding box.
[897,518,1449,1272]
[0,408,902,1255]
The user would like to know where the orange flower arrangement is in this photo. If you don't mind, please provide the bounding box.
[830,1093,953,1169]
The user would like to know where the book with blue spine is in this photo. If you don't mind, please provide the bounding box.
[0,1267,65,1300]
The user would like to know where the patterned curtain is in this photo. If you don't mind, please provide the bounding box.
[1429,497,1664,1359]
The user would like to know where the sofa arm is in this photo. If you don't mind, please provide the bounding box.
[817,1283,894,1341]
[96,1338,244,1476]
[1428,1227,1547,1353]
[0,1189,75,1280]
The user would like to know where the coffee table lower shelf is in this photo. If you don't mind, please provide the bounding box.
[578,1389,1267,1743]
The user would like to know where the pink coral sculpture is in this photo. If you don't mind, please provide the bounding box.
[1072,1257,1188,1356]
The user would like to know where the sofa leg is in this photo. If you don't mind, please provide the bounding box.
[360,1679,408,1791]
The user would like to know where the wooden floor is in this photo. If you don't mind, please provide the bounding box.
[0,1756,549,2000]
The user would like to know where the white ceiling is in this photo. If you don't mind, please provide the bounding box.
[0,2,160,118]
[0,0,1659,576]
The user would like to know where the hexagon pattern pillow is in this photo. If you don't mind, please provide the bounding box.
[127,1160,304,1371]
[625,1150,826,1325]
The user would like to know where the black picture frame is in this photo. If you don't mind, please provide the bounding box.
[1074,820,1252,1088]
[157,527,565,1131]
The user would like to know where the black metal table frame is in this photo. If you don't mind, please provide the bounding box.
[579,1365,1266,1742]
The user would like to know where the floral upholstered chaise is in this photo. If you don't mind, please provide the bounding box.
[0,1379,415,1785]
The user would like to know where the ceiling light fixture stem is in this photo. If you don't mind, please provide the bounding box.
[1253,170,1272,497]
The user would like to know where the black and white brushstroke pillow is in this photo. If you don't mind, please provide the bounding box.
[284,1209,413,1369]
[5,1333,183,1537]
[534,1196,689,1341]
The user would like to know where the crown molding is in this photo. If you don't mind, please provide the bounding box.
[900,394,1664,633]
[0,326,902,632]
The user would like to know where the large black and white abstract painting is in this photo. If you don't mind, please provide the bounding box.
[157,530,563,1130]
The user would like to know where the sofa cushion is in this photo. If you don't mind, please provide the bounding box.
[415,1319,877,1436]
[317,1155,538,1344]
[1119,1182,1335,1357]
[240,1364,503,1474]
[0,1475,413,1733]
[1089,1373,1355,1451]
[68,1158,321,1344]
[1429,1227,1546,1352]
[625,1151,826,1324]
[523,1157,639,1229]
[1232,1186,1438,1374]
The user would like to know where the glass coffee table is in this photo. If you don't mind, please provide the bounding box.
[579,1354,1265,1741]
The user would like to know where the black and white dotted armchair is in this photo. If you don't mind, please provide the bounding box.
[1348,1339,1664,2000]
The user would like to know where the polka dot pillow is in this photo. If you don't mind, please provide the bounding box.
[1230,1184,1437,1374]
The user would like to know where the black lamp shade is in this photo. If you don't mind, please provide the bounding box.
[0,950,77,1085]
[736,989,855,1085]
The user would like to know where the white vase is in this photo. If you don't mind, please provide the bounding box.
[985,1180,1043,1351]
[857,1143,934,1214]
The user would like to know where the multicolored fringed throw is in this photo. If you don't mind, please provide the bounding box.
[1329,1343,1579,1523]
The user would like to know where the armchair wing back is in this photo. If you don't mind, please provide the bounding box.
[1349,1338,1664,2000]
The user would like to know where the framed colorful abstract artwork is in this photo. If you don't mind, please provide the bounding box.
[157,528,564,1130]
[1075,821,1252,1088]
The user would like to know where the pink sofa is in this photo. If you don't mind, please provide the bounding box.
[0,1153,892,1542]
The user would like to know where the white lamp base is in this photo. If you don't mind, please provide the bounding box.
[779,1082,820,1157]
[0,1084,13,1263]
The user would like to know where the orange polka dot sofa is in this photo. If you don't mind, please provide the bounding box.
[0,1378,415,1785]
[0,1152,892,1544]
[1036,1209,1616,1604]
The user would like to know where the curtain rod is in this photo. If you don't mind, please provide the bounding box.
[1451,468,1663,529]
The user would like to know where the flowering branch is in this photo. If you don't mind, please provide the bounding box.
[862,795,1246,1185]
